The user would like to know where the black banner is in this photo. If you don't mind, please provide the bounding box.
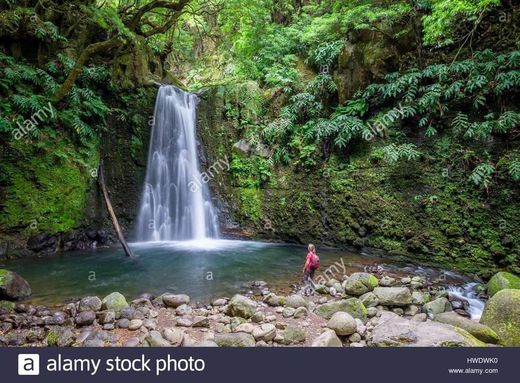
[3,347,517,383]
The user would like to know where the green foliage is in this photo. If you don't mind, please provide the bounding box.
[382,143,421,163]
[469,163,495,191]
[421,0,501,47]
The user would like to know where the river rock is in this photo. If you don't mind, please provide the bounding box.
[412,291,425,305]
[315,298,367,321]
[312,329,343,347]
[373,287,412,306]
[285,294,308,308]
[423,297,452,317]
[279,326,306,345]
[98,310,115,324]
[116,318,130,329]
[79,296,102,312]
[123,337,141,347]
[0,269,31,300]
[146,331,170,347]
[434,312,498,344]
[370,311,485,347]
[176,304,193,316]
[162,294,190,308]
[326,312,357,336]
[75,311,96,326]
[293,307,308,318]
[193,316,210,328]
[480,289,520,346]
[215,332,255,347]
[263,293,282,306]
[235,323,255,333]
[212,298,227,306]
[102,292,128,313]
[251,311,265,323]
[162,328,184,346]
[342,273,378,296]
[359,292,379,308]
[487,272,520,297]
[226,294,257,319]
[379,275,395,287]
[252,323,276,342]
[282,307,295,318]
[46,326,74,347]
[128,319,143,330]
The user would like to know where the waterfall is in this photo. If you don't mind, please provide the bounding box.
[135,85,219,241]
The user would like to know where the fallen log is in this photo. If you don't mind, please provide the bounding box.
[98,160,134,258]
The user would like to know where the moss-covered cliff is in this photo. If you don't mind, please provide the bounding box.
[197,85,520,277]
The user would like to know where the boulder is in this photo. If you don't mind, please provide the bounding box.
[226,294,257,319]
[315,298,367,321]
[146,331,170,347]
[75,311,96,326]
[342,273,378,296]
[373,287,412,306]
[279,326,306,345]
[162,328,184,346]
[480,289,520,346]
[232,139,252,156]
[487,272,520,297]
[0,269,31,300]
[285,294,308,308]
[434,312,498,344]
[79,296,102,312]
[359,292,379,308]
[162,294,190,308]
[326,312,357,336]
[423,297,452,317]
[263,293,282,306]
[102,292,128,313]
[252,324,276,342]
[312,330,343,347]
[370,312,485,347]
[215,332,255,347]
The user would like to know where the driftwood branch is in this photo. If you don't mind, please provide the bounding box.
[98,160,134,258]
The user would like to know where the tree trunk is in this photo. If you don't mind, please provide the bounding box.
[54,37,121,102]
[98,160,134,258]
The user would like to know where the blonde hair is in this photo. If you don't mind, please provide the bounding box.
[308,244,316,253]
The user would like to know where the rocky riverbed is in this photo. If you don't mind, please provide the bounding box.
[1,269,519,347]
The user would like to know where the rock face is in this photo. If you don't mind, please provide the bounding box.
[433,312,498,344]
[0,269,31,300]
[487,272,520,297]
[215,333,256,347]
[373,287,412,306]
[326,312,357,336]
[480,289,520,346]
[315,298,367,321]
[312,330,343,347]
[370,312,485,347]
[102,292,129,313]
[342,273,378,296]
[226,294,257,319]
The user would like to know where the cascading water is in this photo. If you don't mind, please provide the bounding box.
[447,283,485,320]
[135,85,219,241]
